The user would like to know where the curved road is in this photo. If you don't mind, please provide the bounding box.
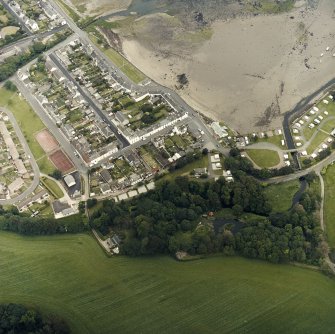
[0,108,40,205]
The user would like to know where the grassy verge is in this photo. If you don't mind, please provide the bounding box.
[55,0,81,22]
[324,164,335,248]
[246,149,280,168]
[89,34,146,84]
[264,180,300,212]
[41,177,64,199]
[0,232,335,333]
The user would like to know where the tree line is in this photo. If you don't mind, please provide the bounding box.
[0,206,86,235]
[0,303,69,333]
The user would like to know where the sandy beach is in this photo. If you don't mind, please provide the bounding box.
[123,0,335,133]
[66,0,131,17]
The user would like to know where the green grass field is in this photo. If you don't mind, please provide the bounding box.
[0,89,45,159]
[264,180,300,212]
[36,156,56,175]
[324,164,335,248]
[41,177,64,199]
[257,134,286,149]
[0,88,56,174]
[0,232,335,333]
[321,118,335,134]
[307,131,329,155]
[246,149,280,168]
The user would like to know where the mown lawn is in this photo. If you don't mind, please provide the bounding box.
[306,130,329,155]
[324,164,335,248]
[41,177,64,199]
[36,156,56,175]
[257,134,286,149]
[246,149,280,168]
[321,118,335,134]
[0,232,335,333]
[264,179,300,212]
[0,88,45,159]
[0,88,56,174]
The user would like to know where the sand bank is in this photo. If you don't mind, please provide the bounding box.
[123,0,335,133]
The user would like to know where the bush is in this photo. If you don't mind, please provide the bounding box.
[4,80,17,91]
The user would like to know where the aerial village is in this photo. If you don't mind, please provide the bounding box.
[7,29,236,221]
[4,0,335,230]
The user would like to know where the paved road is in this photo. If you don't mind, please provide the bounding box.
[13,76,90,200]
[0,108,40,205]
[49,53,130,148]
[0,24,68,58]
[0,0,32,35]
[48,0,221,151]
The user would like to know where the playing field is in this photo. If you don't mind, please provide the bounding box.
[49,150,74,173]
[1,232,335,333]
[35,129,59,153]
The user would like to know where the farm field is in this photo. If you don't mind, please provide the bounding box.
[264,179,300,212]
[0,232,335,333]
[324,164,335,249]
[246,149,280,168]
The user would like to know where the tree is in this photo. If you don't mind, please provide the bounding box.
[232,204,243,218]
[4,80,17,91]
[78,201,86,213]
[50,169,62,180]
[229,148,241,157]
[87,198,97,209]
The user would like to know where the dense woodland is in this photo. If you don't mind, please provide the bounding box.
[90,152,323,265]
[0,303,69,333]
